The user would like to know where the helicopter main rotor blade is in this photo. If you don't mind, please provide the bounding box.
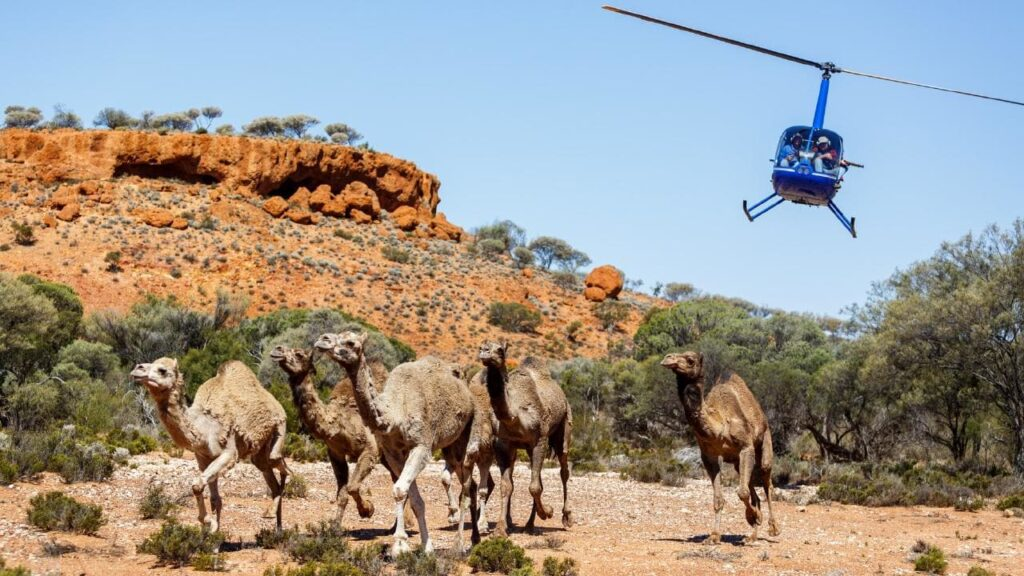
[837,67,1024,107]
[602,5,825,70]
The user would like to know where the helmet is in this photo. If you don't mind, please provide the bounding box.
[790,133,803,142]
[816,136,831,146]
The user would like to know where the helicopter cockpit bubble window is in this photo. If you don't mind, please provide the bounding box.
[809,129,844,176]
[775,126,812,167]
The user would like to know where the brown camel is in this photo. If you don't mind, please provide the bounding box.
[316,331,476,555]
[131,358,288,532]
[660,351,780,544]
[476,341,573,536]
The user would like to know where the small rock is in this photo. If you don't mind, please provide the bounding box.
[350,208,373,225]
[262,196,289,218]
[136,208,174,228]
[56,201,80,222]
[170,218,189,230]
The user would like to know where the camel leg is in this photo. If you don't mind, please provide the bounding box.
[737,447,761,544]
[260,465,283,530]
[407,480,432,553]
[194,448,238,531]
[761,432,780,537]
[525,441,553,532]
[328,453,351,524]
[557,449,573,528]
[702,454,724,545]
[383,450,414,555]
[476,456,494,534]
[455,458,479,554]
[441,462,461,524]
[494,445,516,537]
[383,457,417,532]
[348,447,377,519]
[392,446,431,556]
[193,455,212,529]
[207,477,222,536]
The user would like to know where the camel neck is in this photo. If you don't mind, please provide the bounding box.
[483,364,514,421]
[676,373,709,434]
[288,368,332,439]
[154,377,201,448]
[345,357,390,432]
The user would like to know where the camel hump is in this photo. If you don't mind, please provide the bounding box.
[217,360,259,384]
[519,356,547,371]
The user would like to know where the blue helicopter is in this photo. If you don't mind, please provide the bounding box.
[603,6,1024,238]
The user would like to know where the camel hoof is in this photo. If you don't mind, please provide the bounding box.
[705,533,721,545]
[539,505,554,521]
[768,522,780,537]
[562,511,574,528]
[391,538,412,557]
[744,534,758,545]
[358,503,375,519]
[447,510,460,524]
[393,485,408,502]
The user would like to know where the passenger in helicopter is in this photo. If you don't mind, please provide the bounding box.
[813,135,847,176]
[778,132,805,167]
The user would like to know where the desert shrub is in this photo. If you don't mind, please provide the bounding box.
[476,238,507,258]
[593,300,629,332]
[663,282,696,302]
[996,492,1024,510]
[106,428,157,455]
[3,430,115,483]
[93,108,137,129]
[137,520,224,567]
[282,115,319,139]
[215,124,235,135]
[286,520,350,563]
[967,567,994,576]
[324,123,363,146]
[191,552,227,571]
[395,548,455,576]
[541,557,578,576]
[817,470,907,506]
[12,221,34,246]
[913,543,947,574]
[27,491,106,535]
[550,271,580,291]
[4,105,43,129]
[474,220,526,254]
[467,537,532,574]
[49,105,82,130]
[620,448,691,487]
[382,246,411,264]
[488,302,541,333]
[285,433,328,462]
[817,463,1012,508]
[0,558,31,576]
[512,246,535,268]
[139,483,176,519]
[284,473,308,498]
[104,251,123,272]
[263,562,364,576]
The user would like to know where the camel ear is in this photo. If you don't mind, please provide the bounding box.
[170,358,178,371]
[499,340,509,355]
[359,332,369,344]
[698,352,705,365]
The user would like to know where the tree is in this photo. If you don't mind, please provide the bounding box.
[214,124,235,135]
[0,274,58,382]
[48,105,81,129]
[243,116,285,137]
[93,108,137,129]
[663,282,696,302]
[185,108,201,131]
[324,123,363,145]
[200,106,222,130]
[4,105,43,129]
[487,302,542,333]
[527,236,572,270]
[475,220,526,254]
[281,114,319,139]
[512,246,535,269]
[560,248,591,273]
[138,110,156,130]
[151,113,193,132]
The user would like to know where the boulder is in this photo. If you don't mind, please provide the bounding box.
[170,218,189,230]
[321,196,348,218]
[289,186,312,210]
[137,208,174,228]
[56,202,81,222]
[309,184,333,211]
[429,212,463,242]
[350,209,373,225]
[391,206,420,231]
[262,196,289,218]
[339,182,380,218]
[42,214,57,228]
[286,208,315,225]
[584,265,624,302]
[47,184,79,209]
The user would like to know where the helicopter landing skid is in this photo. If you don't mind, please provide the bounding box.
[742,192,783,222]
[743,193,857,238]
[827,200,856,238]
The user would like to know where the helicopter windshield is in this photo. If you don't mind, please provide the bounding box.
[775,126,843,176]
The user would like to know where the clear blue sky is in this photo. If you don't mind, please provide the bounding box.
[3,1,1022,317]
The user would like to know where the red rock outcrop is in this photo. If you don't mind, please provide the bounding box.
[0,128,464,240]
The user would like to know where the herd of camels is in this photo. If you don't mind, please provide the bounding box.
[129,332,779,557]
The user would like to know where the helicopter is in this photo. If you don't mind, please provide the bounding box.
[603,5,1024,238]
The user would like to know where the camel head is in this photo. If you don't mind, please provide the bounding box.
[315,331,368,366]
[660,351,704,380]
[131,357,181,394]
[269,345,314,377]
[478,340,508,368]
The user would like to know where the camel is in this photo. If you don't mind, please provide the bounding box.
[475,341,573,536]
[441,377,500,536]
[131,358,288,532]
[316,331,476,555]
[660,351,780,544]
[268,345,380,525]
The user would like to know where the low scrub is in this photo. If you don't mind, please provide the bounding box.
[137,520,224,567]
[27,491,106,535]
[996,492,1024,511]
[541,557,579,576]
[285,433,328,462]
[285,520,351,563]
[1,430,115,483]
[912,542,947,574]
[284,473,308,498]
[264,562,364,576]
[817,463,1015,509]
[105,428,158,455]
[395,548,456,576]
[487,302,541,334]
[467,537,533,574]
[0,558,30,576]
[255,526,299,549]
[967,567,994,576]
[620,449,694,487]
[138,483,177,520]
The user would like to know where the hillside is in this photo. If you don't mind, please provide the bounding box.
[0,129,656,361]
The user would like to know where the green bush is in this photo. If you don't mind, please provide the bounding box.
[395,548,455,576]
[593,300,630,332]
[255,526,299,549]
[138,483,176,520]
[541,557,578,576]
[12,222,34,246]
[27,491,106,535]
[0,558,31,576]
[192,551,227,571]
[467,537,532,574]
[996,492,1024,510]
[263,562,365,576]
[913,543,947,574]
[382,246,411,264]
[967,567,993,576]
[286,520,351,563]
[2,430,115,483]
[284,473,308,498]
[285,433,328,462]
[620,449,692,487]
[106,428,158,455]
[488,302,542,334]
[137,520,224,567]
